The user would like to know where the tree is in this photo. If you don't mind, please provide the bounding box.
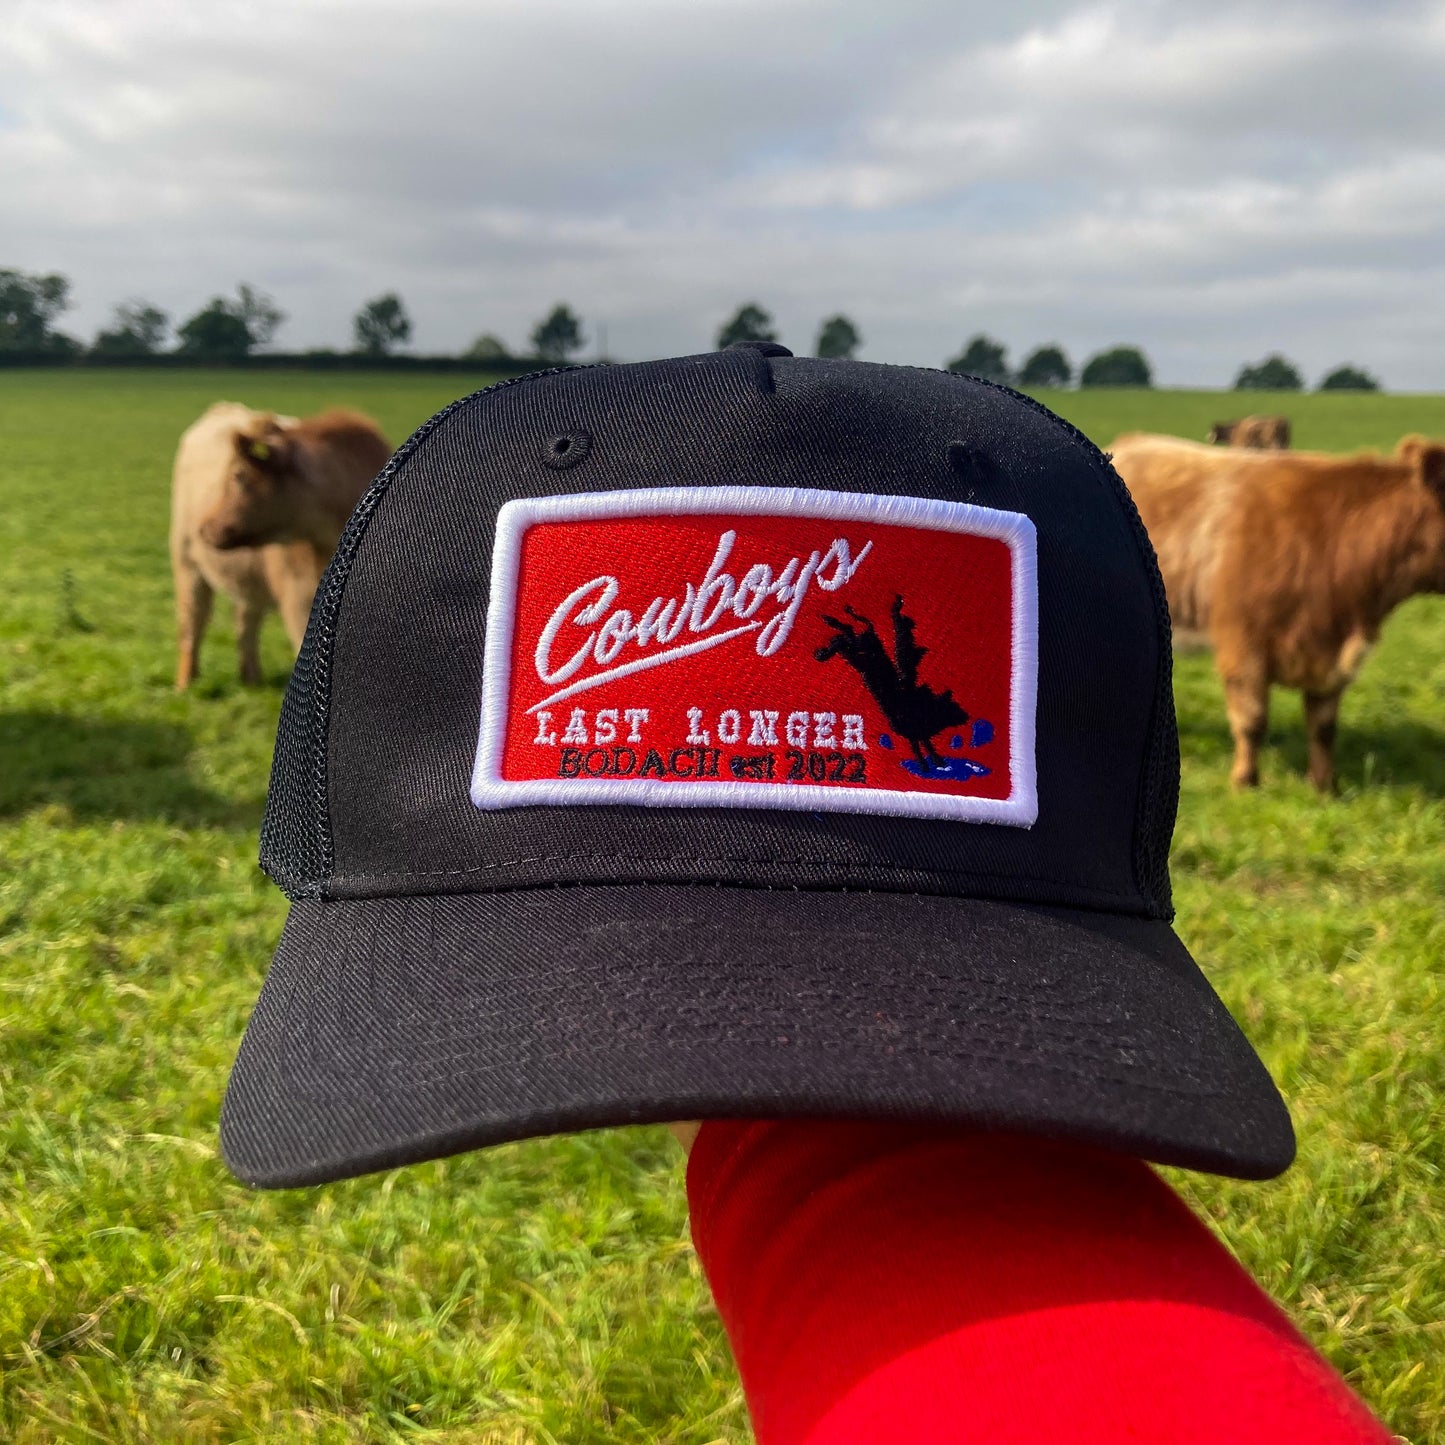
[1318,364,1380,392]
[176,299,253,359]
[816,314,861,360]
[716,303,777,350]
[176,284,285,359]
[1017,344,1072,389]
[1080,345,1153,388]
[1234,354,1303,391]
[0,268,74,353]
[234,283,284,348]
[946,334,1009,384]
[91,299,169,357]
[531,303,585,363]
[463,333,511,363]
[353,293,412,356]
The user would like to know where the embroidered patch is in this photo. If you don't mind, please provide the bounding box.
[472,487,1037,825]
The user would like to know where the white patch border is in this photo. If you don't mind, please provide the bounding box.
[471,486,1038,827]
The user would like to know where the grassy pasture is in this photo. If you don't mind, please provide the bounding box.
[1,369,1443,1442]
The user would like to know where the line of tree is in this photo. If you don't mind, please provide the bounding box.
[1232,352,1380,392]
[0,268,1389,390]
[710,309,1158,387]
[938,332,1381,391]
[0,271,296,361]
[0,268,591,368]
[941,333,1153,389]
[722,310,1380,392]
[713,302,862,360]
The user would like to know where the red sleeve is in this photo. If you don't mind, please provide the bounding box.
[686,1120,1390,1445]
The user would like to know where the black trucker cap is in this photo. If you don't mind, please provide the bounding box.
[221,344,1294,1187]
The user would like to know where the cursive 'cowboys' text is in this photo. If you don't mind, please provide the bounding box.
[528,529,871,712]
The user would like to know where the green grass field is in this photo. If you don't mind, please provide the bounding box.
[2,370,1443,1443]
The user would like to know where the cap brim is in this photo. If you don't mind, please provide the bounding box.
[220,885,1294,1187]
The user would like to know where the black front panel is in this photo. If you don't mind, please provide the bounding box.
[310,353,1170,915]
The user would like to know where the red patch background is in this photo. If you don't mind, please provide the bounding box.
[500,512,1016,800]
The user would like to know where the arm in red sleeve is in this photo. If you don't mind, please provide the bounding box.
[686,1120,1389,1445]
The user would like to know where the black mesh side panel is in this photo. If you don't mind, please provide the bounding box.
[258,367,588,898]
[929,370,1178,917]
[1105,457,1180,916]
[259,606,327,896]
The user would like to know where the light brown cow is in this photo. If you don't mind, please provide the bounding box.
[1109,431,1445,791]
[1207,415,1291,449]
[170,403,390,689]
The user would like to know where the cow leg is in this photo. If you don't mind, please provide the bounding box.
[1303,689,1342,794]
[1221,666,1269,789]
[274,570,319,653]
[174,561,213,692]
[234,591,268,686]
[261,543,322,655]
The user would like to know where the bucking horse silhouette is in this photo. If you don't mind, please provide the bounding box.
[814,595,969,770]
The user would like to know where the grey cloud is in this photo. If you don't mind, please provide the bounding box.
[2,0,1442,386]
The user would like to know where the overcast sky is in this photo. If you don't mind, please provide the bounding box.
[5,0,1443,387]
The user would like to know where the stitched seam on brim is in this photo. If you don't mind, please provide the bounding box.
[261,1030,1232,1104]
